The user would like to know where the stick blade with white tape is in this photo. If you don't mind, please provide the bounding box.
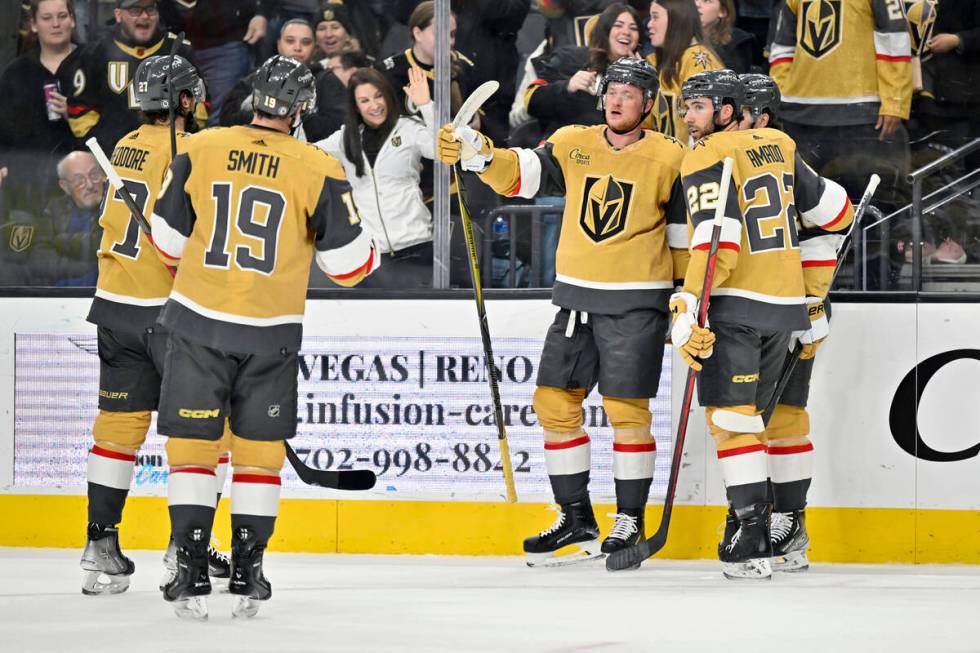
[451,81,499,130]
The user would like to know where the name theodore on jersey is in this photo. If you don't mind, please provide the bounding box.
[227,149,281,178]
[112,146,149,171]
[746,144,785,168]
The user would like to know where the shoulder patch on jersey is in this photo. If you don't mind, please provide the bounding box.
[381,57,395,70]
[691,48,713,70]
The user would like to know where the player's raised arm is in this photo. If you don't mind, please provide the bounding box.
[436,122,568,199]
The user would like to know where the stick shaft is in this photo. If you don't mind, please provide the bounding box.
[454,167,518,503]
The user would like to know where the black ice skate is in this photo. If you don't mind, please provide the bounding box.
[719,503,773,580]
[162,529,211,620]
[771,510,810,572]
[523,501,602,567]
[80,523,135,595]
[229,527,272,619]
[162,536,231,590]
[601,510,645,570]
[717,504,738,559]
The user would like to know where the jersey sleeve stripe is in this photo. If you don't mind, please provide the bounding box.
[510,147,542,198]
[801,259,835,268]
[692,216,741,251]
[315,229,376,278]
[799,178,849,229]
[800,233,843,264]
[874,31,912,58]
[667,223,689,249]
[149,212,187,260]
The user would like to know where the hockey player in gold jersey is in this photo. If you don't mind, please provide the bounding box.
[438,58,688,568]
[150,55,378,620]
[80,54,211,596]
[673,70,853,579]
[734,73,852,572]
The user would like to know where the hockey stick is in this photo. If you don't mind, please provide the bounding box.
[760,173,881,426]
[86,137,376,491]
[446,81,517,502]
[606,157,735,571]
[453,169,517,502]
[166,32,183,158]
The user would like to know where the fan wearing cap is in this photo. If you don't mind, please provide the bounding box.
[63,0,199,155]
[438,57,688,570]
[674,70,852,580]
[150,55,377,620]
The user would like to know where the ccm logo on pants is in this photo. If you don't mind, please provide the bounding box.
[178,408,221,419]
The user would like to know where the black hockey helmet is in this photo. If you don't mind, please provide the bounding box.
[739,73,781,122]
[251,55,317,120]
[599,57,659,103]
[132,55,205,112]
[681,69,744,115]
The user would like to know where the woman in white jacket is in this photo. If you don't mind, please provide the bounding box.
[315,67,436,288]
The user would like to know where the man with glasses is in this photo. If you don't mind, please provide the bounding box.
[65,0,199,154]
[38,151,106,285]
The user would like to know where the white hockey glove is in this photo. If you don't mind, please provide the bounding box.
[455,125,494,172]
[789,297,829,360]
[669,291,715,371]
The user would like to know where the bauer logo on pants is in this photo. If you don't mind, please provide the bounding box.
[800,0,843,59]
[578,175,634,243]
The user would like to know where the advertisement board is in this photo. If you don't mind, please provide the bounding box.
[14,332,672,501]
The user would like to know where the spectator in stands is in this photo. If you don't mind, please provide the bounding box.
[38,151,104,285]
[1,0,23,71]
[536,0,623,49]
[697,0,753,74]
[452,0,530,144]
[314,3,360,59]
[65,1,196,154]
[324,49,370,87]
[523,3,643,287]
[376,2,473,119]
[315,67,437,288]
[158,0,271,123]
[0,0,81,219]
[769,0,912,287]
[907,0,980,265]
[733,0,770,69]
[525,3,642,138]
[645,0,723,142]
[219,22,345,142]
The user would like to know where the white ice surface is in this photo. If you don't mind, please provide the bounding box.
[1,548,978,653]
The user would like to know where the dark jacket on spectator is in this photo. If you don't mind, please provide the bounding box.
[524,45,602,139]
[712,26,754,74]
[159,0,276,50]
[0,210,60,286]
[537,0,621,49]
[451,0,531,144]
[0,46,82,216]
[923,0,980,106]
[40,193,101,286]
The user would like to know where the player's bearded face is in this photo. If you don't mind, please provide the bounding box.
[604,82,646,133]
[683,97,715,140]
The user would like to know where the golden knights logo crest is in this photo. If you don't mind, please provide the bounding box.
[8,224,34,252]
[905,0,937,58]
[579,175,633,243]
[652,91,675,138]
[800,0,843,58]
[108,61,130,94]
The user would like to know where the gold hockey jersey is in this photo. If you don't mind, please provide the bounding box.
[88,124,184,332]
[151,125,378,354]
[681,128,852,330]
[645,45,723,142]
[768,0,912,124]
[478,124,688,314]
